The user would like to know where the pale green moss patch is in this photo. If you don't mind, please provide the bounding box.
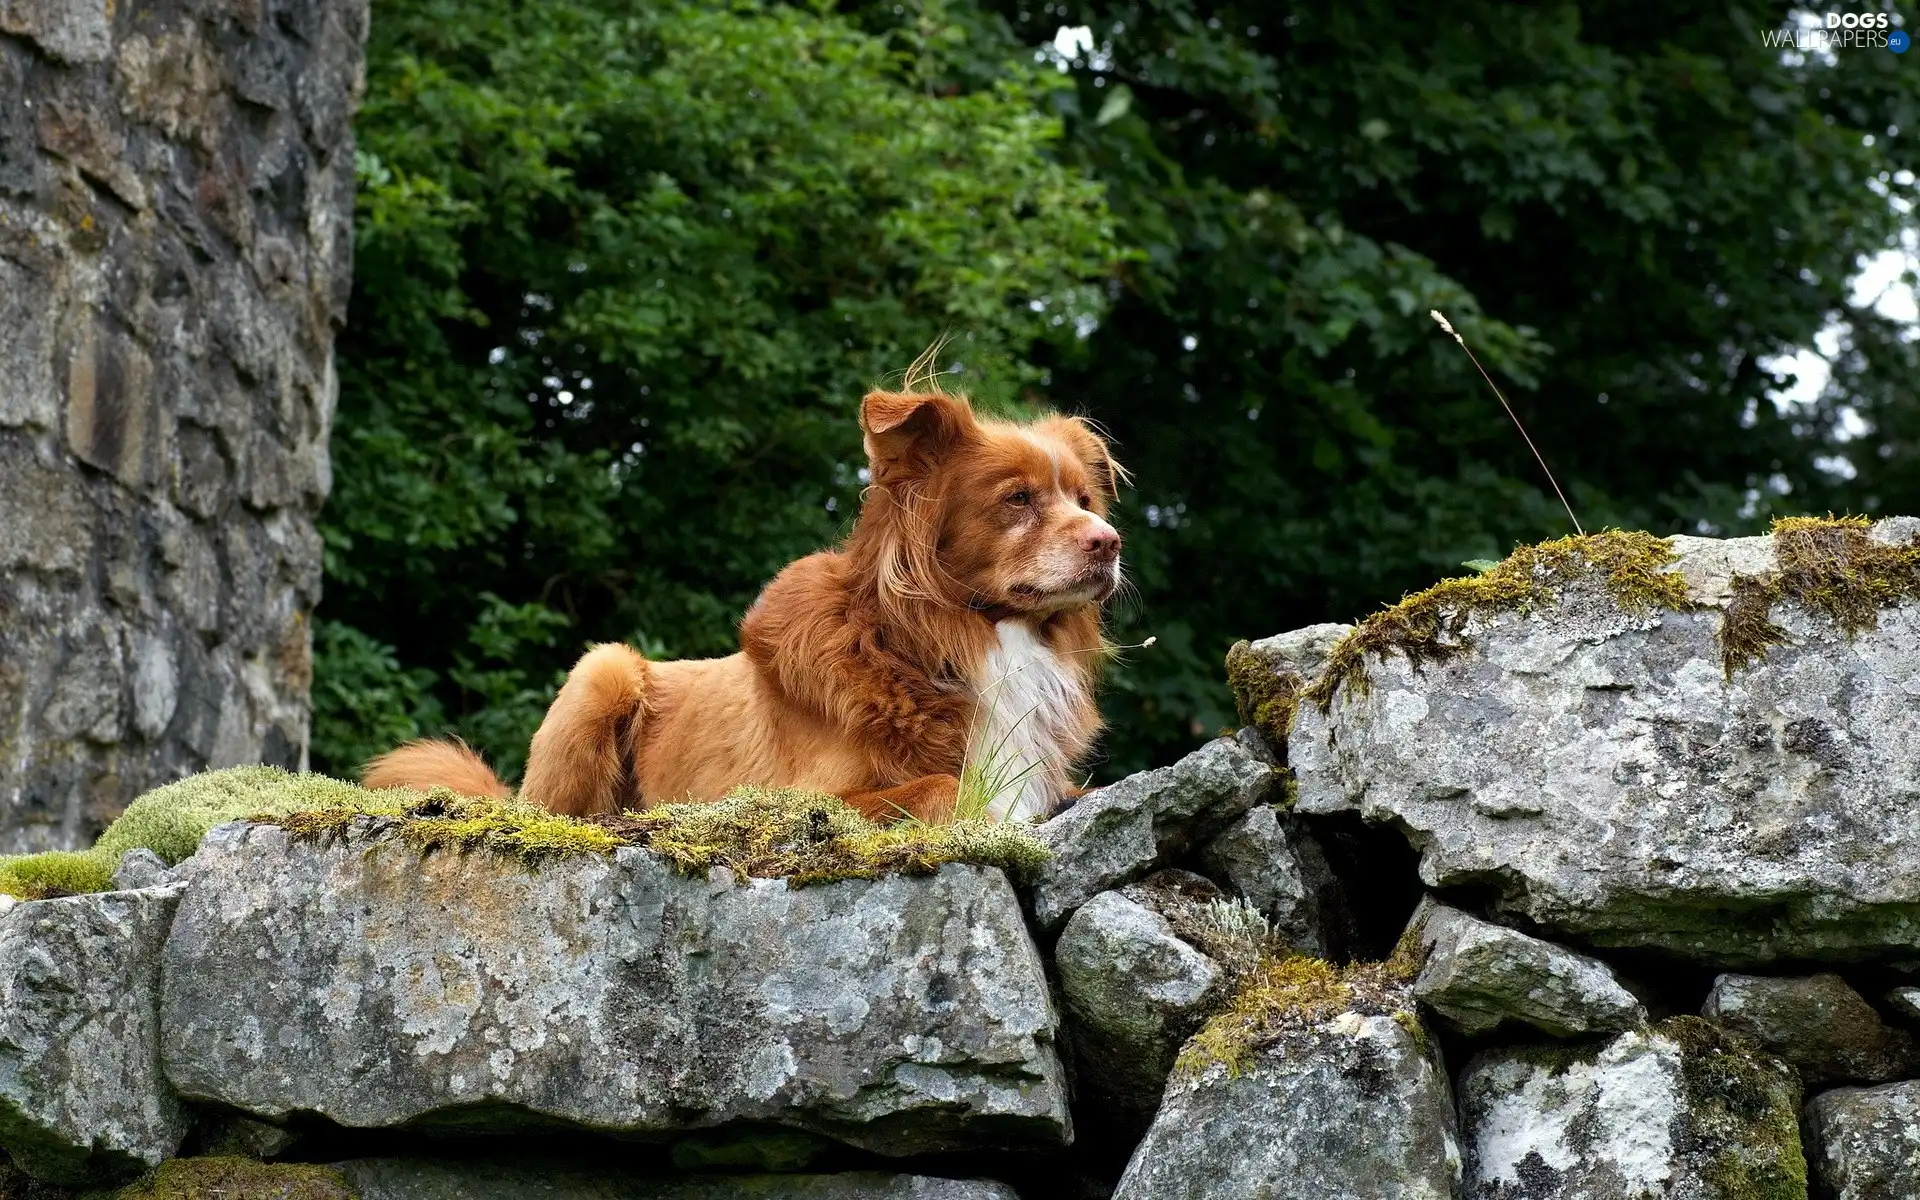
[95,1156,356,1200]
[1305,530,1691,712]
[0,848,117,901]
[1720,514,1920,676]
[0,766,377,900]
[5,768,1047,900]
[263,789,624,864]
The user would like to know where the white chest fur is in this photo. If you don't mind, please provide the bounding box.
[969,621,1082,822]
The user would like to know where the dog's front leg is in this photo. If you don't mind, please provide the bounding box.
[840,774,961,824]
[520,643,650,817]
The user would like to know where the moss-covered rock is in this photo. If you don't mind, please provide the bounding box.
[159,818,1068,1154]
[1304,529,1692,712]
[0,768,372,900]
[1291,518,1920,965]
[1114,941,1455,1200]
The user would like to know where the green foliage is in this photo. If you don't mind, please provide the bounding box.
[315,0,1120,778]
[319,0,1920,781]
[944,0,1920,773]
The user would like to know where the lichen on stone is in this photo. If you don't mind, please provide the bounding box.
[1665,1015,1807,1200]
[94,1156,357,1200]
[1305,529,1691,712]
[1720,514,1920,676]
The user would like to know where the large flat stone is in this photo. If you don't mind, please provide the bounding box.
[1292,524,1920,966]
[0,887,190,1184]
[159,821,1068,1155]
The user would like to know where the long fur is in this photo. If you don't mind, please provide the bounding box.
[363,388,1124,823]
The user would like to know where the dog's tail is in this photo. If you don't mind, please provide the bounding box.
[363,738,512,799]
[518,642,652,817]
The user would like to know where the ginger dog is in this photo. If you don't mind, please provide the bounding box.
[364,388,1124,823]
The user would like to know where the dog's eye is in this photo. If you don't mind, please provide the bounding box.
[1005,490,1031,507]
[1078,493,1092,509]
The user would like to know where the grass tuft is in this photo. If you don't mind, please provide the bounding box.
[1719,515,1920,676]
[1305,529,1690,712]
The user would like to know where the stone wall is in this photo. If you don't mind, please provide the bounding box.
[0,0,365,851]
[6,528,1920,1199]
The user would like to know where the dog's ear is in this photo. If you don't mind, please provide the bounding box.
[860,391,975,482]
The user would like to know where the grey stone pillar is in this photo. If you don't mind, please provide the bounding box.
[0,0,367,851]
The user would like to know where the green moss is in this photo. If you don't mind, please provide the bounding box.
[3,766,1047,901]
[1174,947,1425,1079]
[0,848,116,901]
[1224,640,1303,747]
[601,784,1050,885]
[1720,515,1920,676]
[257,780,1047,885]
[102,1157,356,1200]
[95,766,372,867]
[1665,1016,1807,1200]
[267,789,625,865]
[0,767,410,900]
[1305,530,1691,712]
